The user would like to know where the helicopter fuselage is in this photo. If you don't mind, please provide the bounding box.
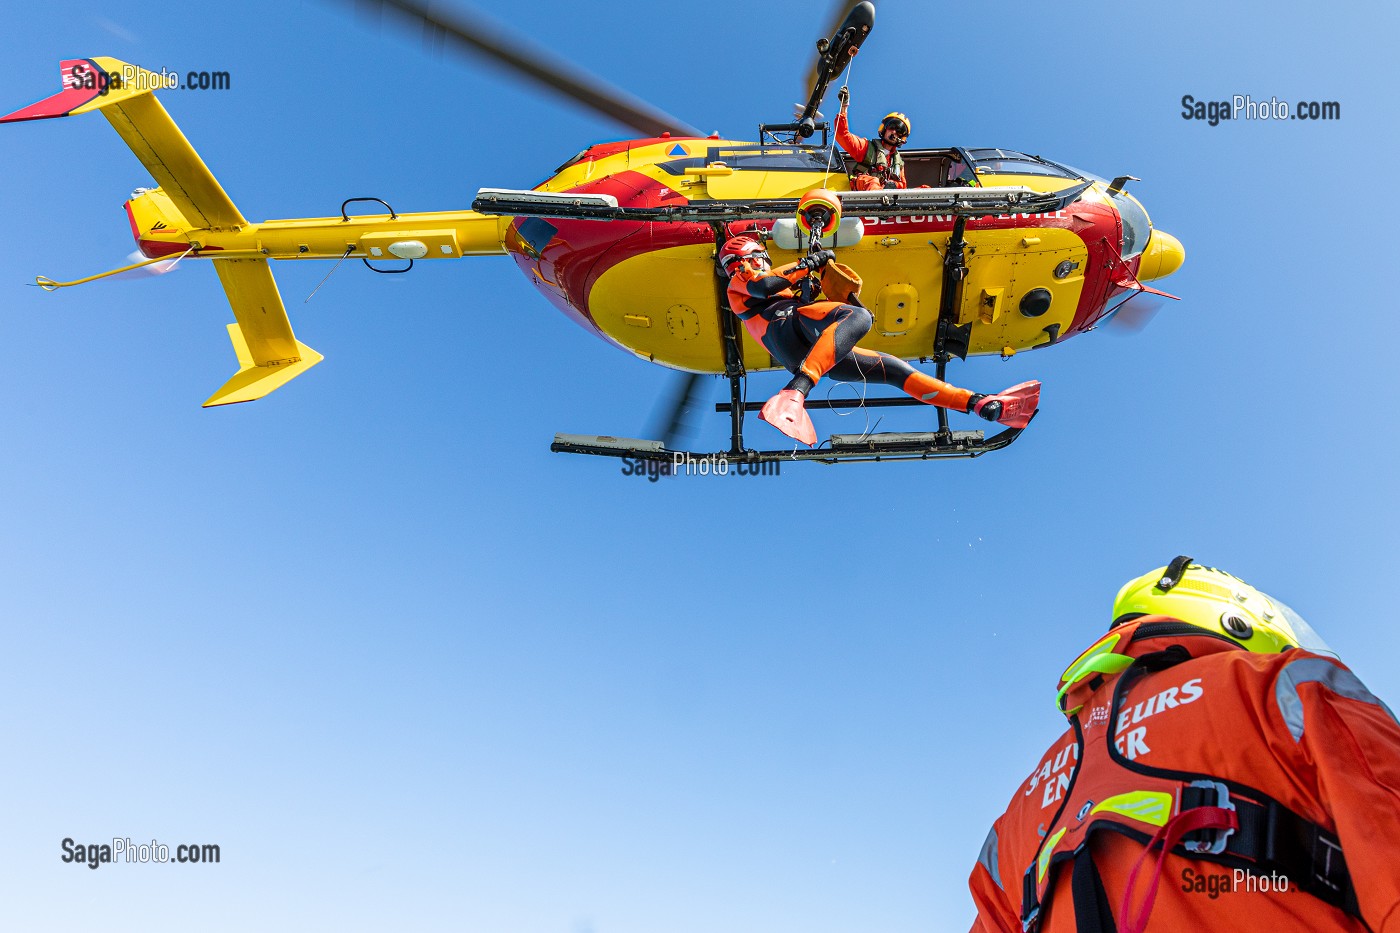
[501,135,1183,374]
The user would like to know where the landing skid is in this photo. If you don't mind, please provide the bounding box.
[551,384,1033,466]
[552,426,1027,466]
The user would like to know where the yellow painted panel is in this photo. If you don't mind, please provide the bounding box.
[875,283,918,335]
[592,225,1088,372]
[959,227,1088,355]
[590,244,727,372]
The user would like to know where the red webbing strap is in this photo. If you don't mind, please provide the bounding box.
[1118,807,1239,933]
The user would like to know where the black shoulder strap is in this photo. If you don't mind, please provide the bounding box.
[1070,846,1118,933]
[1200,790,1365,923]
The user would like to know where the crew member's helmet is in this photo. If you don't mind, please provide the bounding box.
[1056,556,1333,713]
[719,236,768,273]
[1111,555,1332,655]
[880,112,911,143]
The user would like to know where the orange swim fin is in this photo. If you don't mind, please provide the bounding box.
[971,381,1041,429]
[759,388,817,446]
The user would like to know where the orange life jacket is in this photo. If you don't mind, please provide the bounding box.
[855,138,904,186]
[969,617,1400,933]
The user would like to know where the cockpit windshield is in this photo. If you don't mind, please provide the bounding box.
[964,149,1082,179]
[969,150,1151,259]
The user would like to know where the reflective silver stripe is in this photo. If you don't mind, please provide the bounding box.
[977,826,1003,891]
[1276,657,1398,742]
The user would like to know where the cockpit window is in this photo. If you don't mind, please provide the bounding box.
[1112,192,1151,260]
[714,147,835,170]
[965,149,1081,178]
[552,149,590,174]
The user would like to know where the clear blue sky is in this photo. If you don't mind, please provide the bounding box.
[2,1,1397,930]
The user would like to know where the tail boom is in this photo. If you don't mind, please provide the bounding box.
[7,57,510,407]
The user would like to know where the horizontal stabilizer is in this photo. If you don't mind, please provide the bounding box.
[203,258,322,407]
[204,324,323,407]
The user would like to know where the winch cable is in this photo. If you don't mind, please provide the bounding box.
[822,58,856,187]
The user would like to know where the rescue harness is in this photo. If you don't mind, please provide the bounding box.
[854,139,903,187]
[1021,623,1363,933]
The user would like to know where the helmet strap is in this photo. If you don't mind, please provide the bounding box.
[1156,555,1194,592]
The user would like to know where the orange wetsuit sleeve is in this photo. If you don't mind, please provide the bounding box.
[772,261,809,284]
[739,265,803,299]
[834,109,868,163]
[728,265,808,317]
[1281,656,1400,931]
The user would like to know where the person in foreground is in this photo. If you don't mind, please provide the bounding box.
[968,556,1400,933]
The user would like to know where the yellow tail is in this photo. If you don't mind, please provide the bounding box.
[3,58,321,406]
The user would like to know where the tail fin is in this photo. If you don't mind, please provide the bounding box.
[2,58,244,229]
[6,59,323,406]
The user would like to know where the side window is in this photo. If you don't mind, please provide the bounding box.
[899,151,971,188]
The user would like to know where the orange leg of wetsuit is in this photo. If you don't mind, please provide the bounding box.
[837,348,974,411]
[784,302,975,412]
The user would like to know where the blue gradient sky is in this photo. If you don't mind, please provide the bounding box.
[2,1,1397,930]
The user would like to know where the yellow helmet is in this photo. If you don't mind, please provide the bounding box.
[880,112,911,139]
[1110,555,1333,655]
[1056,556,1334,714]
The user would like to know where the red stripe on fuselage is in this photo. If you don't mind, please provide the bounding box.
[505,169,711,340]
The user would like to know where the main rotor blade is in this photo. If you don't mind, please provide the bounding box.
[335,0,702,138]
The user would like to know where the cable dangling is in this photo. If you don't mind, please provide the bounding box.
[823,58,855,187]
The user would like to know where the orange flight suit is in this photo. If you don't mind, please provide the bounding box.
[968,616,1400,933]
[834,110,906,190]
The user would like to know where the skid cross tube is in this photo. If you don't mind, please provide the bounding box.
[717,395,927,413]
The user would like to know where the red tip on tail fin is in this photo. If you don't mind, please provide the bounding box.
[1,60,112,123]
[4,58,248,229]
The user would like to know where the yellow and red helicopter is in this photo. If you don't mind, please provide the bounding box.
[3,0,1183,465]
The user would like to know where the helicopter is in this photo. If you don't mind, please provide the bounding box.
[2,0,1183,465]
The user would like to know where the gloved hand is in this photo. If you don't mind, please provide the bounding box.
[798,249,836,271]
[837,86,849,108]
